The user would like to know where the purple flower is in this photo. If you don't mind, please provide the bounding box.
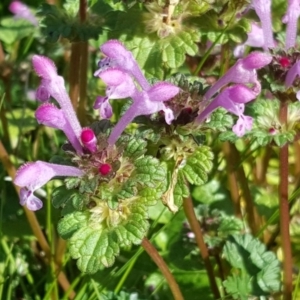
[204,52,272,101]
[14,161,84,211]
[9,1,38,26]
[251,0,275,49]
[95,40,151,91]
[35,103,83,153]
[32,55,83,153]
[197,84,257,137]
[80,128,97,153]
[93,96,112,119]
[285,60,300,100]
[97,68,179,145]
[282,0,300,50]
[234,23,265,57]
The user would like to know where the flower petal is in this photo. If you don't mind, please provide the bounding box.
[99,40,151,90]
[35,103,83,154]
[282,0,300,49]
[20,188,43,211]
[94,96,113,119]
[14,161,84,192]
[251,0,275,49]
[9,1,38,26]
[147,82,180,102]
[232,115,253,137]
[32,55,57,80]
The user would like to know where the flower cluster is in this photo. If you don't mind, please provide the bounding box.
[93,40,180,145]
[197,0,300,137]
[14,41,180,211]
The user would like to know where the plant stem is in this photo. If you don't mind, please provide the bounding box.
[0,141,75,299]
[78,42,88,125]
[0,42,12,148]
[77,0,88,125]
[222,142,241,218]
[279,99,293,300]
[141,238,184,300]
[69,43,81,111]
[183,196,221,299]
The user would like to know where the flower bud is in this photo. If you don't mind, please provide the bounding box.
[98,163,112,176]
[80,128,97,153]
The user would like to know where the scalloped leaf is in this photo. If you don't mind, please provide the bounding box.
[66,203,149,273]
[173,171,189,208]
[38,3,103,42]
[123,137,147,160]
[57,211,89,239]
[134,156,167,188]
[181,146,213,185]
[205,108,234,131]
[109,6,200,78]
[222,234,281,297]
[52,185,76,208]
[223,273,251,300]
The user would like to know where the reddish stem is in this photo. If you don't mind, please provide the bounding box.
[141,238,184,300]
[279,100,293,300]
[183,196,221,299]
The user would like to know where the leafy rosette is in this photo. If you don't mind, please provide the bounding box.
[53,136,167,273]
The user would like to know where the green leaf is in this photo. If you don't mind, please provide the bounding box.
[134,156,167,188]
[222,234,281,298]
[52,185,76,208]
[0,18,35,45]
[181,146,213,185]
[204,108,234,131]
[57,211,89,239]
[170,171,189,210]
[123,137,147,160]
[38,3,103,42]
[66,203,149,272]
[223,273,252,300]
[110,6,200,78]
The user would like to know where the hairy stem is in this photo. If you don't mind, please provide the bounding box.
[183,196,221,299]
[279,100,293,300]
[0,141,75,299]
[141,238,184,300]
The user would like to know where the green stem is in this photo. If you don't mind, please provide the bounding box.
[141,238,184,300]
[0,141,75,299]
[114,255,138,294]
[0,42,12,148]
[183,196,221,299]
[279,99,292,300]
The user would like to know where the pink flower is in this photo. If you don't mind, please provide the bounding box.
[197,84,257,137]
[97,68,179,145]
[32,55,83,154]
[282,0,300,49]
[204,52,272,101]
[14,161,84,211]
[9,1,38,26]
[95,40,151,91]
[251,0,275,49]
